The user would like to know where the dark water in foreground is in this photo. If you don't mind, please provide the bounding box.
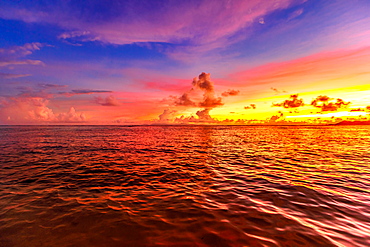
[0,125,370,247]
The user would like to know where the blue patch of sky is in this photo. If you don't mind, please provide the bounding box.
[220,0,339,66]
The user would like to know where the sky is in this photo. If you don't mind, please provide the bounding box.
[1,0,370,125]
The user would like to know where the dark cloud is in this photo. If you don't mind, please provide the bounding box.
[172,72,223,109]
[161,72,226,123]
[222,89,240,97]
[192,72,214,92]
[175,92,196,106]
[198,96,223,108]
[193,72,223,108]
[193,72,224,108]
[269,111,284,122]
[350,108,364,112]
[196,108,214,121]
[311,95,350,111]
[244,104,256,110]
[38,83,67,89]
[94,95,120,106]
[59,89,113,96]
[272,94,304,108]
[271,87,287,94]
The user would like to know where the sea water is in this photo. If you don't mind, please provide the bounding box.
[0,125,369,246]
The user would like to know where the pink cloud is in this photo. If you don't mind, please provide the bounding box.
[0,96,86,124]
[0,43,46,74]
[0,1,299,57]
[94,95,120,106]
[221,89,240,97]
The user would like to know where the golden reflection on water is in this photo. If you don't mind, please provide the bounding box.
[0,125,370,246]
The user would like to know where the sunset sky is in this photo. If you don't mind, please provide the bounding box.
[1,0,370,124]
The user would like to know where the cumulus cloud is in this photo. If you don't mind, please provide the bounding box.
[192,72,224,108]
[174,92,196,106]
[94,95,120,106]
[171,72,223,109]
[272,94,304,108]
[173,108,217,124]
[311,95,351,111]
[158,72,227,123]
[56,107,86,122]
[158,109,177,122]
[0,96,86,123]
[221,89,240,97]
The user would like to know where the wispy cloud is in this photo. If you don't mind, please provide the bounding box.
[59,89,113,97]
[0,0,300,59]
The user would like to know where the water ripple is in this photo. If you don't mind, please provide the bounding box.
[0,125,370,246]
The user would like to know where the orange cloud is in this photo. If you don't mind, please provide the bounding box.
[272,94,304,108]
[311,95,350,111]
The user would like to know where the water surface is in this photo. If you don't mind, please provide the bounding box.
[1,125,370,246]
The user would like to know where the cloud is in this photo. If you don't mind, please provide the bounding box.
[0,72,31,79]
[244,104,256,110]
[59,89,113,97]
[56,107,86,122]
[0,96,86,123]
[158,109,177,122]
[58,30,92,40]
[269,111,284,122]
[311,95,351,111]
[350,108,365,112]
[159,72,226,123]
[192,72,224,108]
[38,83,67,89]
[171,72,223,109]
[174,108,217,124]
[272,94,304,108]
[0,43,45,67]
[270,87,287,94]
[174,92,196,107]
[94,95,120,106]
[221,89,240,97]
[0,59,44,67]
[0,42,43,57]
[0,0,299,59]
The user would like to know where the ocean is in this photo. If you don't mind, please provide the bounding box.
[0,125,369,246]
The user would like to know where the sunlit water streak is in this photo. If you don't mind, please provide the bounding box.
[0,125,370,247]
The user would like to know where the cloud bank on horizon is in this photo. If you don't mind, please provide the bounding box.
[0,0,370,124]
